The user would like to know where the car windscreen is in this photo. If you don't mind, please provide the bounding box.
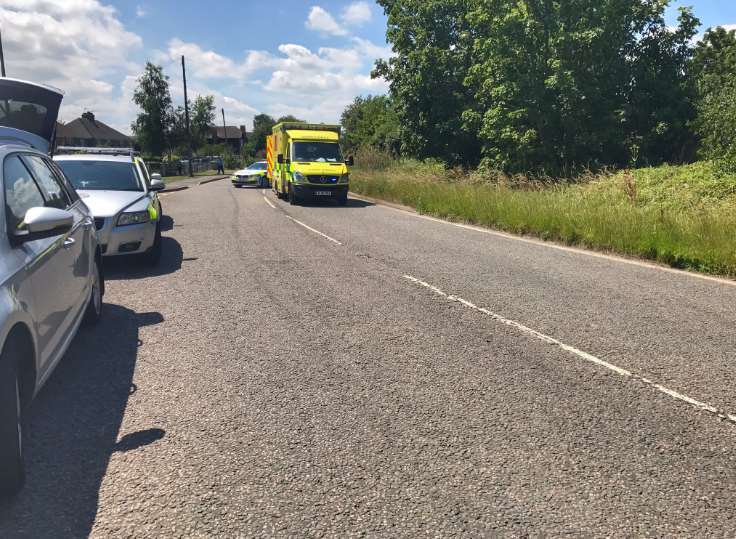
[55,160,142,191]
[292,142,343,163]
[247,162,267,170]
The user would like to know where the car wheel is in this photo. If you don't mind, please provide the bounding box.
[84,258,103,326]
[144,224,162,266]
[0,343,25,497]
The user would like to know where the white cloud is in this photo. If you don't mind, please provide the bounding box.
[163,39,273,81]
[305,6,347,36]
[0,0,143,133]
[342,1,372,26]
[136,5,146,18]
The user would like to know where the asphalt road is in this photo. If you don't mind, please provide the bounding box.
[2,180,736,537]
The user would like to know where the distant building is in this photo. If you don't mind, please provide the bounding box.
[207,125,248,152]
[55,112,132,149]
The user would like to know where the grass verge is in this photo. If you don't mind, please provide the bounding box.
[351,159,736,277]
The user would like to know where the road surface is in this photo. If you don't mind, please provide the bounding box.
[2,180,736,537]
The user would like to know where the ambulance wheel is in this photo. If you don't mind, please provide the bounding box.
[288,185,298,205]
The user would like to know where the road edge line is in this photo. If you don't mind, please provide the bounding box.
[347,192,736,288]
[403,274,736,426]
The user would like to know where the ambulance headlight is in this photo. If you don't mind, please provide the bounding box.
[293,171,306,182]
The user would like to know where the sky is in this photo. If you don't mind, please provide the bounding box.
[0,0,733,135]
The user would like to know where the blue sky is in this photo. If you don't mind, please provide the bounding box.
[0,1,733,135]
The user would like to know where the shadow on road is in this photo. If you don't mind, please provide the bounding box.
[103,236,184,280]
[159,214,174,232]
[299,198,375,209]
[0,305,164,538]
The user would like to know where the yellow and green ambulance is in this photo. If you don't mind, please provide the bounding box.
[268,122,353,205]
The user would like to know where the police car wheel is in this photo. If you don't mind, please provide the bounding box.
[143,225,162,266]
[0,342,24,497]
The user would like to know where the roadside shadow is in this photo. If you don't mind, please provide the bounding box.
[0,305,163,538]
[301,198,375,209]
[103,237,183,280]
[159,214,174,232]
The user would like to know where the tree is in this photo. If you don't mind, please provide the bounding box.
[464,1,699,173]
[375,0,700,174]
[245,113,276,156]
[692,27,736,171]
[167,106,189,156]
[341,95,400,154]
[131,63,172,156]
[374,0,480,166]
[190,95,216,150]
[276,115,305,123]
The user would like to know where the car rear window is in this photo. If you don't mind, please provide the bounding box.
[55,160,142,191]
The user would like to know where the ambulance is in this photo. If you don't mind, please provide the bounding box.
[266,122,353,205]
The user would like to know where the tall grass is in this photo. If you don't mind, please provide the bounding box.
[350,153,736,276]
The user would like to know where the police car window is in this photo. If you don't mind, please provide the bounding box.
[49,161,80,203]
[4,155,45,231]
[23,155,72,210]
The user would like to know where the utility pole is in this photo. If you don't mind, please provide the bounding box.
[181,55,193,177]
[0,28,7,77]
[221,108,227,145]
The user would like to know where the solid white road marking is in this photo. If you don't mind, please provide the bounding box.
[286,216,342,245]
[403,274,736,425]
[263,195,276,209]
[349,194,736,288]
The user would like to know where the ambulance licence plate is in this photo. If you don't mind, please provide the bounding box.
[315,191,331,196]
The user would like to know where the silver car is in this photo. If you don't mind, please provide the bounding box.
[55,151,165,264]
[0,79,103,495]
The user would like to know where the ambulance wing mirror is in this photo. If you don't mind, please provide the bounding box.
[277,154,284,164]
[346,155,354,167]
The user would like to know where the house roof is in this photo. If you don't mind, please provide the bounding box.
[56,113,130,142]
[211,126,248,140]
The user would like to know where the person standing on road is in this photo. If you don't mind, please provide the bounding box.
[216,156,224,175]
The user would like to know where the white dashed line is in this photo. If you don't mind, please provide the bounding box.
[286,216,342,245]
[403,274,736,425]
[263,195,276,209]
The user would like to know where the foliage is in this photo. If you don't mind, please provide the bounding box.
[341,95,400,155]
[692,27,736,172]
[244,113,276,157]
[167,105,189,155]
[374,0,480,166]
[277,115,305,123]
[131,63,172,156]
[351,158,736,276]
[373,1,700,174]
[190,95,216,149]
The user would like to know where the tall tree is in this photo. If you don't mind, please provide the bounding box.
[246,113,276,156]
[277,115,305,123]
[465,0,698,173]
[341,95,400,154]
[374,0,480,166]
[692,26,736,171]
[131,63,172,156]
[190,95,216,149]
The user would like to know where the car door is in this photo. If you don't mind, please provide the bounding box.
[21,154,90,327]
[3,154,74,376]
